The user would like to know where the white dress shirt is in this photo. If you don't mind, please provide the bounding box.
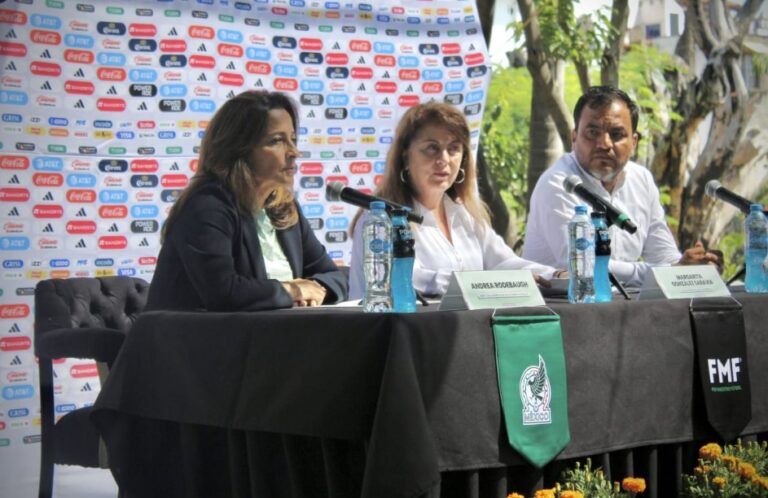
[349,195,557,298]
[522,152,681,287]
[254,209,294,282]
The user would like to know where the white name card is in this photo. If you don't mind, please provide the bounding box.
[638,265,730,300]
[438,270,545,311]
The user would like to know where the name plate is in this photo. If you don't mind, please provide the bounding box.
[438,270,545,311]
[638,265,730,300]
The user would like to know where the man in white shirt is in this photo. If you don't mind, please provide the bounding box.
[523,86,721,287]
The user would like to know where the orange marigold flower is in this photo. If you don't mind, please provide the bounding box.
[694,466,704,475]
[712,477,726,489]
[533,489,556,498]
[622,477,647,493]
[699,443,723,460]
[738,462,757,479]
[507,494,525,498]
[560,491,584,498]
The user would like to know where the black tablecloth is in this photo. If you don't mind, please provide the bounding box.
[92,294,768,497]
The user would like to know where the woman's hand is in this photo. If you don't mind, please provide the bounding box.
[282,279,327,307]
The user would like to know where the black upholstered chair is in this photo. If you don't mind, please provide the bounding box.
[34,276,149,498]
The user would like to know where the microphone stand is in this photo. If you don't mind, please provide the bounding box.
[608,271,631,300]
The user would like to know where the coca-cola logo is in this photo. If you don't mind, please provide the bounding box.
[66,190,97,203]
[217,43,243,57]
[97,68,126,81]
[64,49,94,64]
[246,62,270,75]
[188,25,214,39]
[33,173,63,187]
[99,205,128,218]
[422,82,443,94]
[349,162,372,174]
[273,78,297,91]
[374,55,396,67]
[398,69,419,81]
[0,156,30,170]
[30,30,62,45]
[349,40,371,52]
[0,9,27,24]
[32,205,64,218]
[0,304,30,319]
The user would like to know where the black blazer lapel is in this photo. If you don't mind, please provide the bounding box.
[277,224,302,278]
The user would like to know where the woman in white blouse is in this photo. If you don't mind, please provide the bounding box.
[348,102,563,298]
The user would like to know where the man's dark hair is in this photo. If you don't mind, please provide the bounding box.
[573,86,639,133]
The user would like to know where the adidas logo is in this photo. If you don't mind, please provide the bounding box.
[107,86,118,95]
[332,165,342,173]
[5,61,17,71]
[226,61,236,70]
[226,90,236,99]
[253,79,264,88]
[406,84,414,92]
[8,323,21,333]
[168,27,178,36]
[75,239,87,248]
[357,83,366,91]
[197,43,207,52]
[74,68,85,78]
[356,56,366,64]
[108,223,119,232]
[10,356,21,366]
[382,71,391,79]
[5,29,17,39]
[8,174,20,184]
[381,97,390,105]
[40,49,52,59]
[42,223,54,233]
[74,100,85,109]
[42,192,54,201]
[197,73,207,82]
[7,207,20,216]
[170,162,179,171]
[40,81,53,91]
[357,178,365,186]
[137,102,148,111]
[469,43,476,51]
[332,42,340,49]
[306,110,315,118]
[76,207,88,217]
[81,383,93,392]
[139,238,149,247]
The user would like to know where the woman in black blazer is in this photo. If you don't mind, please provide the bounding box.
[146,91,347,311]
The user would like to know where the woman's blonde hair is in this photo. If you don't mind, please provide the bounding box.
[163,91,299,239]
[353,102,489,229]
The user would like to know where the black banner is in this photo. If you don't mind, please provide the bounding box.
[690,297,751,442]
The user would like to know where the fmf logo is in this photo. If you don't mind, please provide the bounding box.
[708,358,742,385]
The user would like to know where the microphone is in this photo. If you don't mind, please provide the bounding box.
[563,175,638,234]
[326,182,424,224]
[705,180,755,214]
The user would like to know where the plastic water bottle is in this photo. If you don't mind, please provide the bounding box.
[363,201,392,311]
[391,208,417,312]
[568,205,595,303]
[744,203,768,293]
[591,211,612,302]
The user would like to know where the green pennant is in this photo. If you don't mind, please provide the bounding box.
[492,314,570,468]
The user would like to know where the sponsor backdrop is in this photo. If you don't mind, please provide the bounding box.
[0,0,489,493]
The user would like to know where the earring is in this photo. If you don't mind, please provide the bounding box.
[454,168,466,184]
[399,168,409,183]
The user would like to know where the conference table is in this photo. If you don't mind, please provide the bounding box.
[92,293,768,498]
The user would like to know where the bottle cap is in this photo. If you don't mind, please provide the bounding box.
[575,205,588,214]
[369,201,386,211]
[750,203,764,212]
[590,210,606,219]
